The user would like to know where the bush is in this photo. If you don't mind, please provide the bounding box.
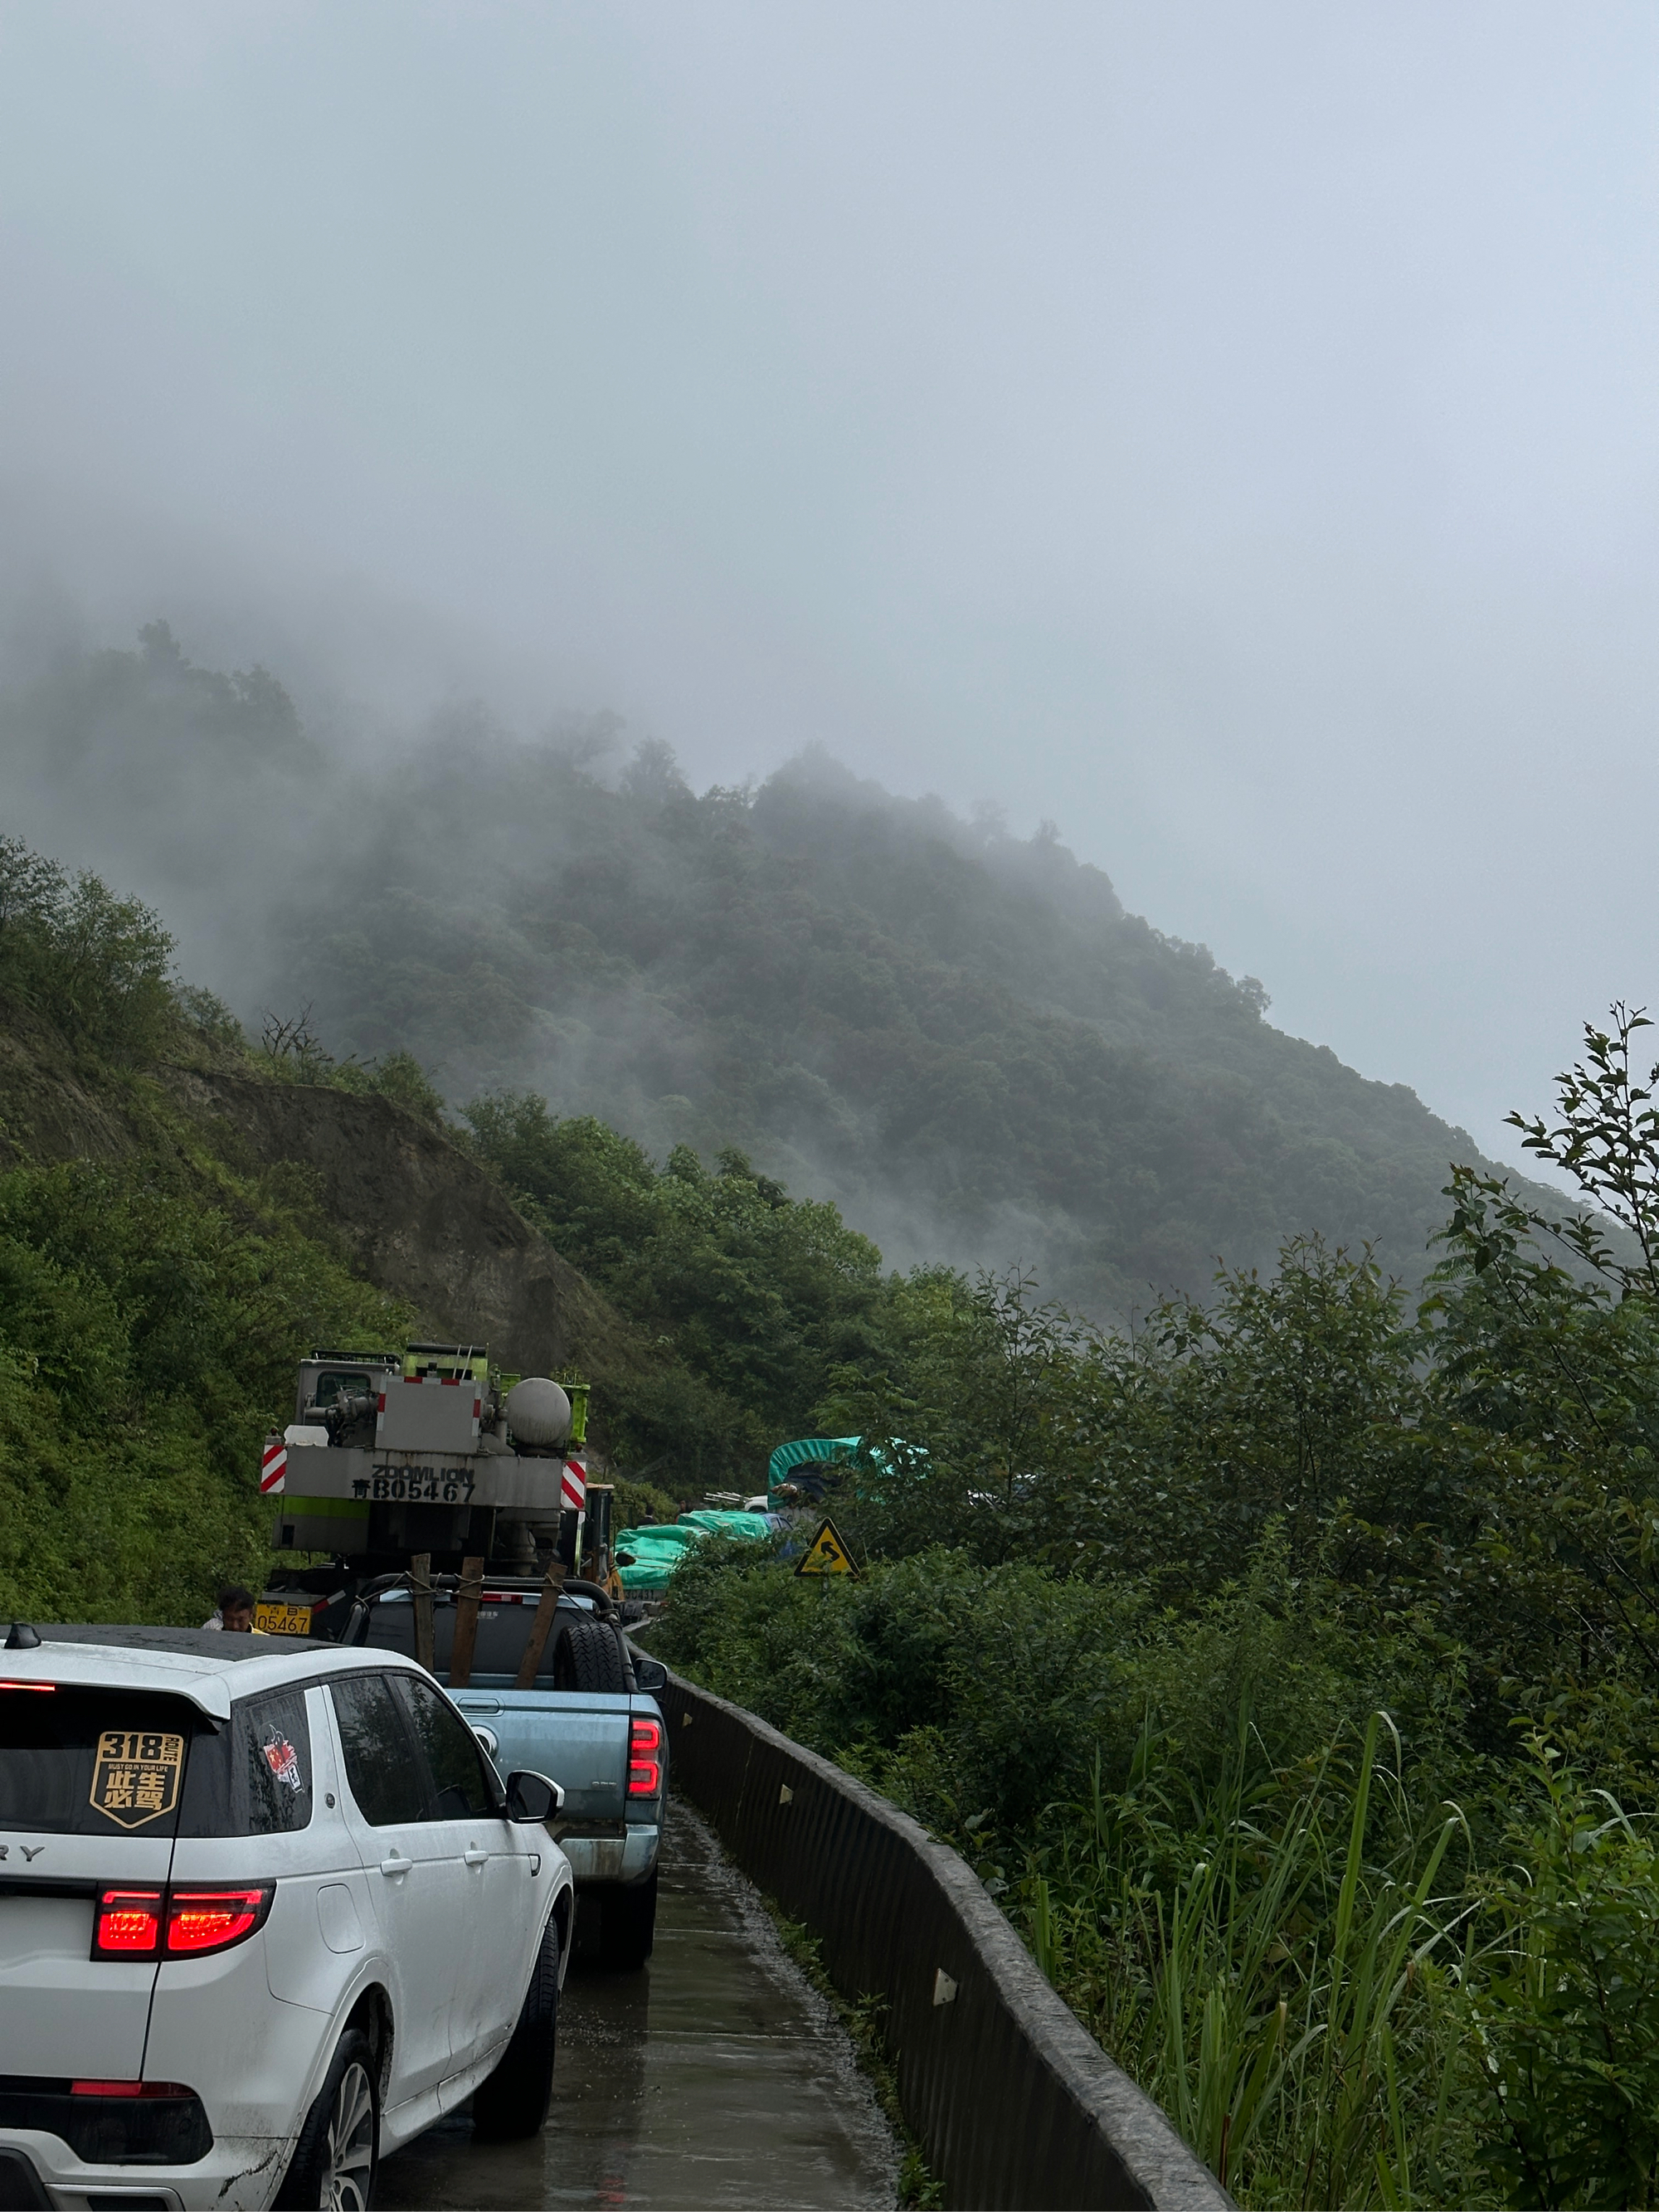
[0,1158,406,1624]
[1470,1746,1659,2209]
[329,1048,451,1127]
[611,1476,680,1529]
[173,984,248,1056]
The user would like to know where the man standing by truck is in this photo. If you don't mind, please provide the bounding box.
[202,1584,256,1631]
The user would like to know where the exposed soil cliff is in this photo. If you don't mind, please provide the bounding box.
[0,995,139,1168]
[0,989,664,1454]
[160,1067,635,1379]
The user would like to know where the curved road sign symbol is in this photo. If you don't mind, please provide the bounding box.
[795,1516,857,1578]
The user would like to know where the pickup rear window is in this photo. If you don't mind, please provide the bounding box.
[0,1688,198,1836]
[363,1597,581,1680]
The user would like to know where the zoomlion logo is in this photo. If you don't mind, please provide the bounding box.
[90,1729,184,1829]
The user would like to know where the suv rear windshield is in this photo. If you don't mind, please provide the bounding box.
[1,1685,315,1839]
[0,1687,199,1836]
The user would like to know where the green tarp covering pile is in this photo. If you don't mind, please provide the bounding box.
[766,1436,861,1498]
[677,1510,776,1541]
[615,1509,775,1592]
[765,1436,912,1501]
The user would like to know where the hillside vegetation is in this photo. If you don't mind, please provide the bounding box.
[0,833,901,1620]
[0,839,405,1618]
[284,744,1540,1310]
[3,626,1559,1310]
[658,1013,1659,2208]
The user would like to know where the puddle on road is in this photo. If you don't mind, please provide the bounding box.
[377,1795,901,2210]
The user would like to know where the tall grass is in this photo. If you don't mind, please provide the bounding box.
[1020,1712,1487,2208]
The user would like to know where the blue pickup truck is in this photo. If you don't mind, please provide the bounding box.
[339,1575,669,1969]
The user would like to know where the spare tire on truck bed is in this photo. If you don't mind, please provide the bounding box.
[552,1612,629,1694]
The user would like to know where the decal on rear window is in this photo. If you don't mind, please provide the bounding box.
[90,1728,185,1828]
[262,1732,304,1791]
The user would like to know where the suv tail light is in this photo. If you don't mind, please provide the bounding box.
[627,1715,662,1797]
[95,1891,163,1955]
[166,1887,273,1955]
[93,1884,273,1959]
[71,2080,190,2098]
[48,2081,213,2164]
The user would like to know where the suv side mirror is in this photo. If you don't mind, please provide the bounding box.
[505,1770,564,1823]
[631,1655,669,1691]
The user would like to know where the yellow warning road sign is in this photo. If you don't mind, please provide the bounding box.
[795,1516,858,1578]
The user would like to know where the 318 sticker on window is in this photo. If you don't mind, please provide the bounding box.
[90,1728,184,1828]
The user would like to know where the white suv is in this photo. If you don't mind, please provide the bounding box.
[0,1623,574,2211]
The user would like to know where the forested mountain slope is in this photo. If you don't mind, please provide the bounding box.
[284,741,1526,1309]
[0,834,895,1620]
[5,626,1551,1309]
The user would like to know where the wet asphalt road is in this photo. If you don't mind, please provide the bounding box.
[376,1796,900,2211]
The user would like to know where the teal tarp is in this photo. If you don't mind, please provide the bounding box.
[766,1436,861,1495]
[624,1521,700,1550]
[614,1529,692,1592]
[766,1437,917,1501]
[615,1508,776,1592]
[677,1510,775,1542]
[615,1554,676,1592]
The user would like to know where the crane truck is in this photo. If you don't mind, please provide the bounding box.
[256,1342,668,1970]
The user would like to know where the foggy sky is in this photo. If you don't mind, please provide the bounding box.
[2,2,1656,1170]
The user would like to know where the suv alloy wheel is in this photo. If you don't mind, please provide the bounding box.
[276,2030,378,2210]
[470,1913,560,2141]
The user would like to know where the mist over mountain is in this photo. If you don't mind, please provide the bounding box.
[2,623,1545,1310]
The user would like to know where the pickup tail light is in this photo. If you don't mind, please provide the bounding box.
[628,1715,662,1797]
[94,1884,273,1959]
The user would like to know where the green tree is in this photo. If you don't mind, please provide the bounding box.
[0,837,175,1062]
[465,1094,890,1462]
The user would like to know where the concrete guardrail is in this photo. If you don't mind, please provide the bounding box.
[653,1665,1235,2212]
